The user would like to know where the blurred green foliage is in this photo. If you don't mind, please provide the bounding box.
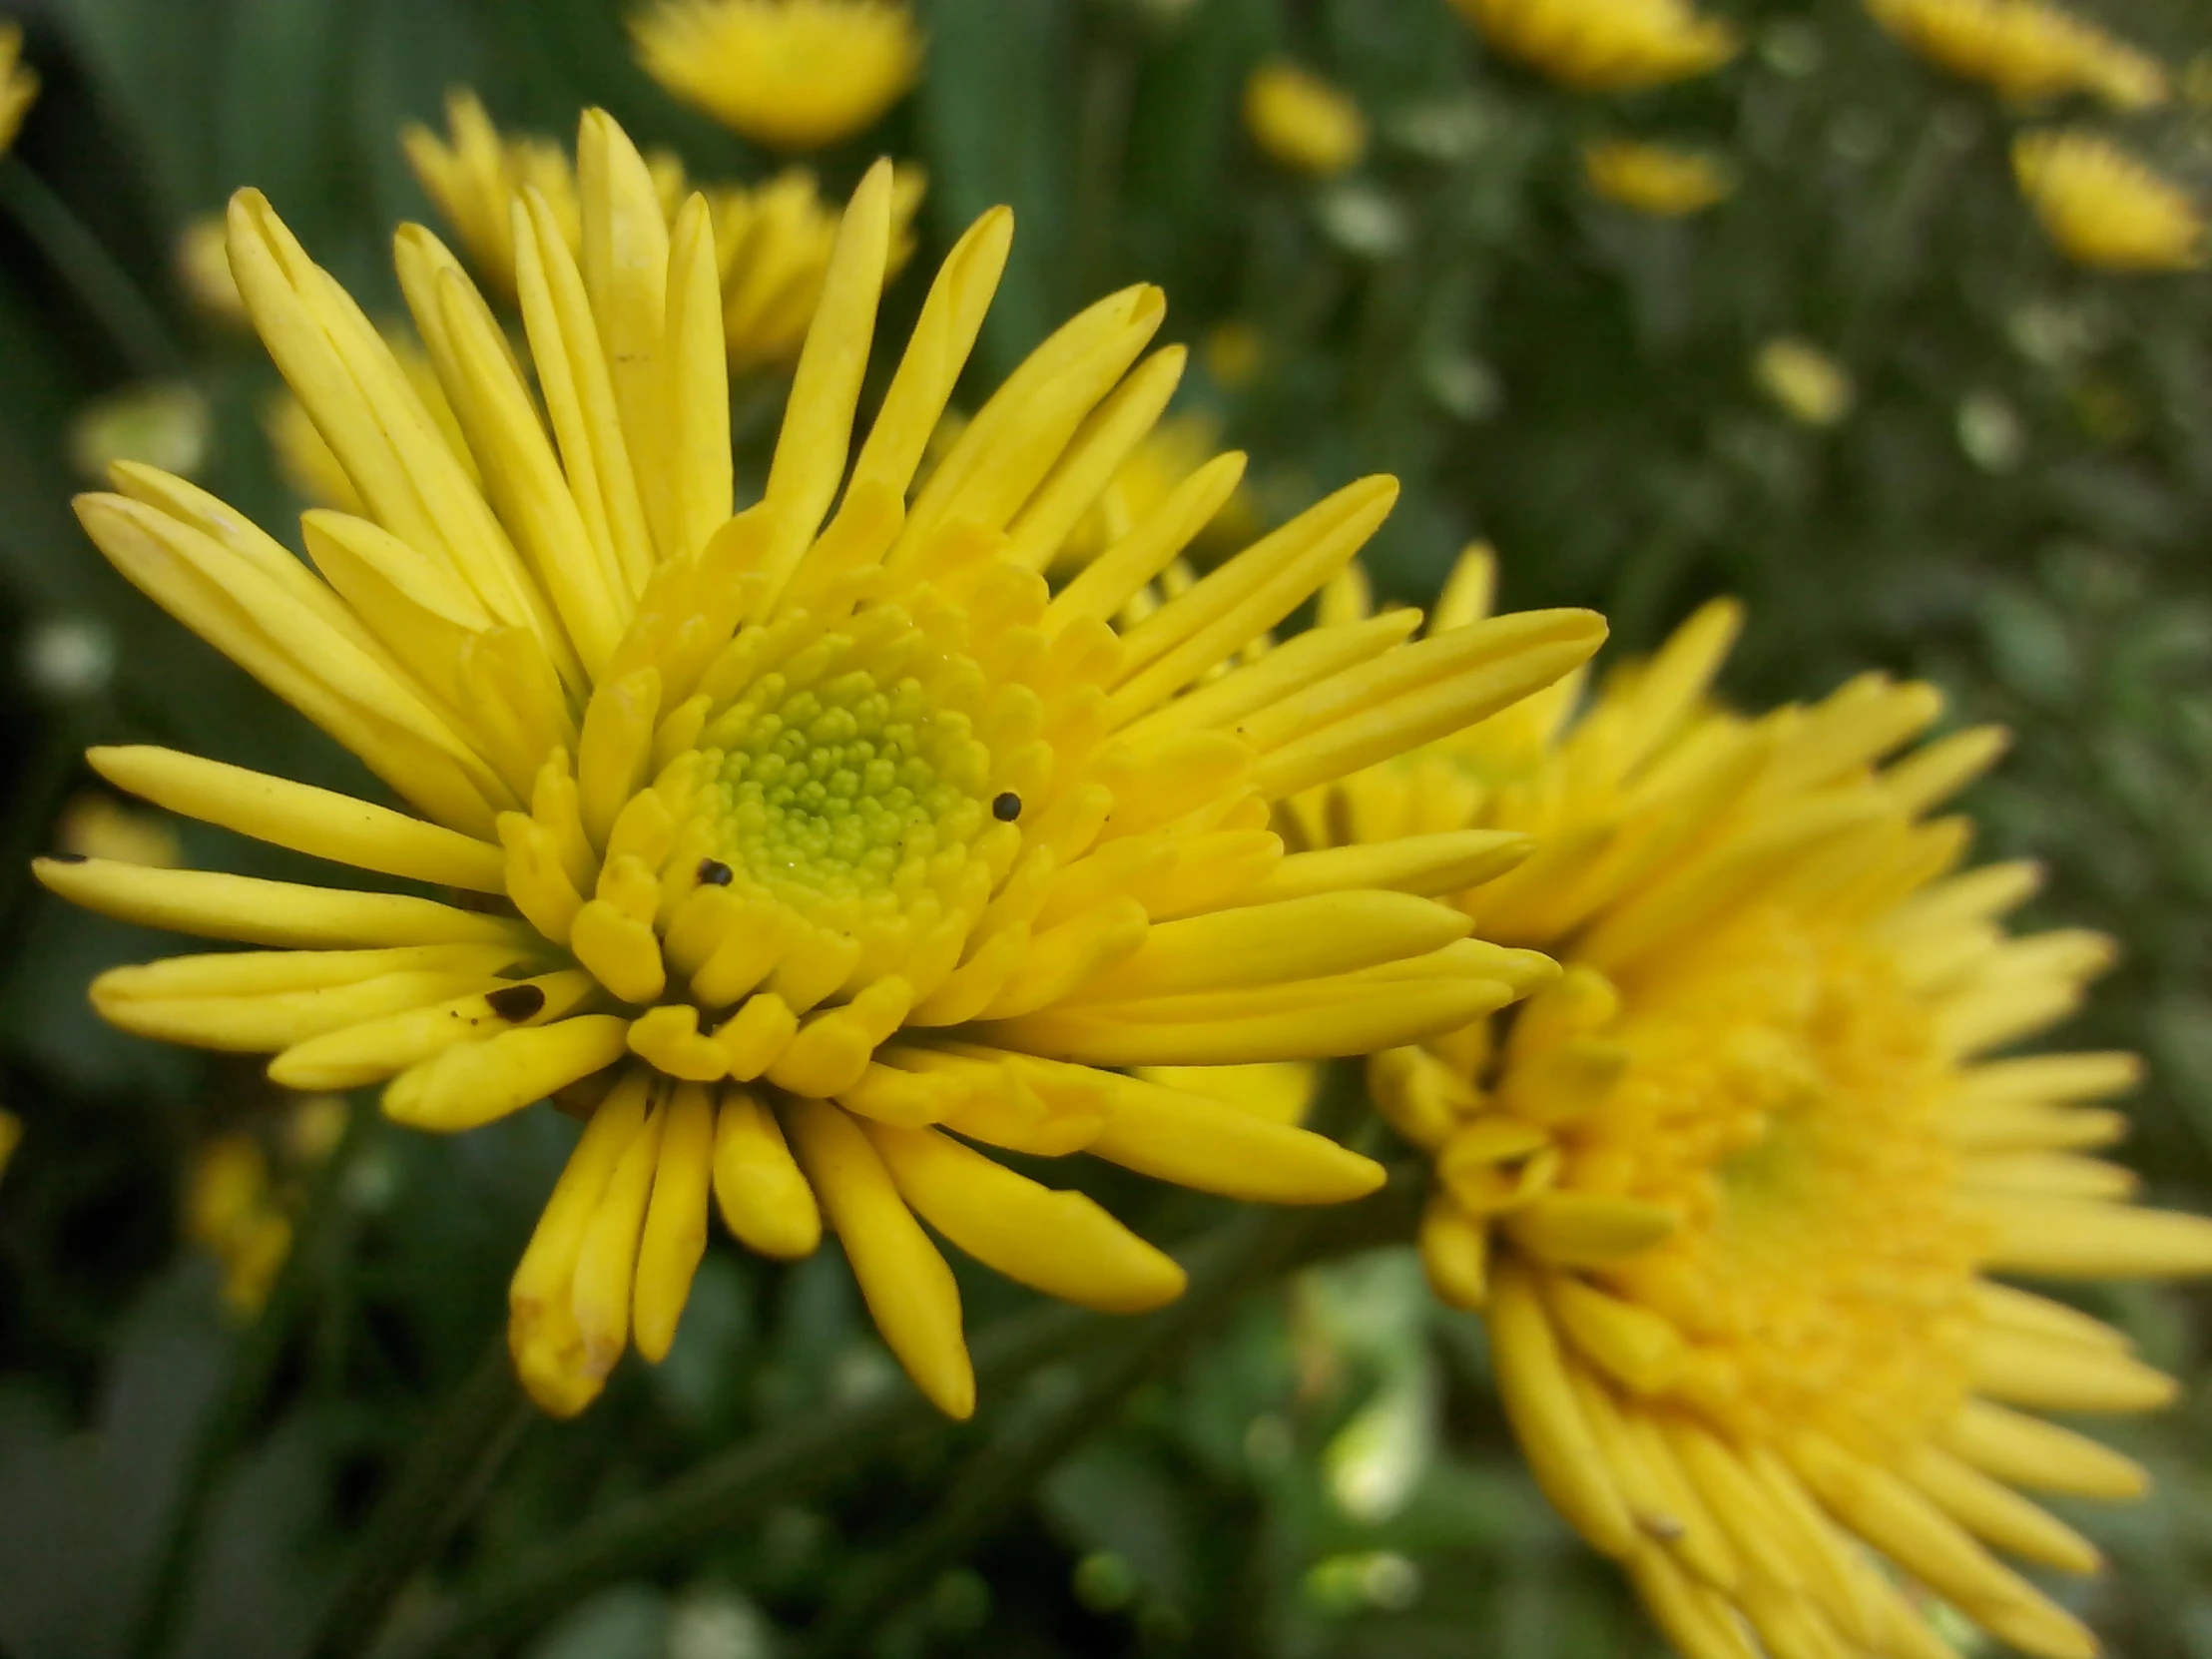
[0,0,2210,1656]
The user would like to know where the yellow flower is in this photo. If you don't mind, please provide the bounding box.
[68,383,214,484]
[631,0,922,152]
[1448,0,1738,92]
[1582,140,1736,216]
[1054,413,1259,573]
[1243,61,1369,179]
[1754,336,1856,427]
[42,114,1606,1420]
[266,325,474,512]
[0,1109,20,1186]
[404,90,924,368]
[56,793,183,868]
[177,213,248,323]
[1335,556,2212,1659]
[0,24,38,157]
[186,1132,295,1317]
[2014,130,2206,272]
[1865,0,2167,110]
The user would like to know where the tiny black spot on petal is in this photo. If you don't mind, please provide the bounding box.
[485,983,547,1023]
[47,851,87,864]
[991,792,1022,823]
[697,857,734,886]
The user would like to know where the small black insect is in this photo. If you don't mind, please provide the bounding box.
[991,792,1022,823]
[485,982,547,1023]
[697,857,735,886]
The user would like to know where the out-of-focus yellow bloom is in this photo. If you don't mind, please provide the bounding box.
[1755,336,1856,426]
[2014,130,2205,271]
[0,1109,21,1186]
[68,384,213,484]
[1055,413,1260,573]
[1581,140,1736,216]
[186,1134,294,1318]
[405,90,923,369]
[1330,552,2212,1659]
[1243,61,1369,179]
[0,24,38,157]
[267,326,474,511]
[57,794,183,868]
[47,114,1606,1419]
[177,213,247,323]
[631,0,922,151]
[1866,0,2167,109]
[1448,0,1738,91]
[1205,321,1265,391]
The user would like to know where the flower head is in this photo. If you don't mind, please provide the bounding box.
[1448,0,1738,92]
[404,91,922,368]
[0,24,38,157]
[631,0,922,152]
[1754,336,1856,427]
[1582,140,1736,216]
[2014,130,2205,272]
[1243,61,1369,179]
[1334,557,2212,1659]
[1866,0,2167,109]
[44,115,1605,1419]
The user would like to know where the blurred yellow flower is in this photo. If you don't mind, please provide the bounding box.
[631,0,922,151]
[267,325,474,511]
[68,384,214,483]
[0,24,38,157]
[1754,336,1856,426]
[2014,130,2205,272]
[1204,320,1266,391]
[0,1109,20,1187]
[48,114,1605,1419]
[1327,553,2212,1659]
[1243,61,1369,179]
[1866,0,2167,110]
[1448,0,1738,91]
[176,213,248,323]
[1055,413,1260,573]
[1582,140,1736,216]
[405,90,923,368]
[186,1133,294,1318]
[56,793,183,868]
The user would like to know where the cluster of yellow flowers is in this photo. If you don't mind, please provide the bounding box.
[16,2,2212,1655]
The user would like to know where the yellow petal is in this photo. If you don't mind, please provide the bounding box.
[381,1014,630,1131]
[1504,1193,1678,1268]
[713,1090,822,1260]
[1975,1197,2212,1278]
[1487,1260,1637,1556]
[569,1086,666,1383]
[1543,1274,1687,1393]
[1244,829,1532,906]
[1072,890,1470,1003]
[1940,1399,2146,1501]
[788,1099,974,1418]
[269,969,597,1089]
[1081,1069,1382,1203]
[35,856,523,949]
[1902,1442,2100,1574]
[867,1121,1186,1313]
[633,1082,715,1363]
[1968,1322,2177,1412]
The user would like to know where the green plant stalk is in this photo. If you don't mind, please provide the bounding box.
[384,1165,1423,1659]
[125,1100,370,1659]
[305,1330,535,1659]
[804,1199,1327,1659]
[0,158,186,381]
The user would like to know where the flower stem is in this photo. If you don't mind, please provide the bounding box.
[0,157,186,381]
[303,1331,534,1659]
[124,1100,369,1659]
[804,1202,1324,1659]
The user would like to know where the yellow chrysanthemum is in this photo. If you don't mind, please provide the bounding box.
[1448,0,1738,92]
[1326,554,2212,1659]
[0,24,37,157]
[1865,0,2167,110]
[178,212,248,323]
[186,1132,296,1317]
[2013,130,2206,272]
[404,91,923,369]
[1243,61,1369,180]
[1754,336,1856,427]
[1582,141,1736,216]
[41,114,1607,1420]
[630,0,922,152]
